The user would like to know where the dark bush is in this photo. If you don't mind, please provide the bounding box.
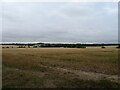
[101,46,105,48]
[116,45,120,48]
[33,46,37,48]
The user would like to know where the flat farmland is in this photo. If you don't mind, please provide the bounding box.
[2,46,119,88]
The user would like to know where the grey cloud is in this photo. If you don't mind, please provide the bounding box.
[2,2,118,43]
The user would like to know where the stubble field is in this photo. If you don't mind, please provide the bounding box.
[2,46,119,88]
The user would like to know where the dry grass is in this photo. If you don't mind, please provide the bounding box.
[2,46,119,88]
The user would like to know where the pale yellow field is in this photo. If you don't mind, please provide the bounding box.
[0,45,16,47]
[2,46,119,88]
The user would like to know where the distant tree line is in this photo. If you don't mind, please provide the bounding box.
[40,44,86,48]
[38,43,119,48]
[1,43,120,48]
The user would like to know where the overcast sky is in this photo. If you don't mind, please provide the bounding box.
[2,2,118,43]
